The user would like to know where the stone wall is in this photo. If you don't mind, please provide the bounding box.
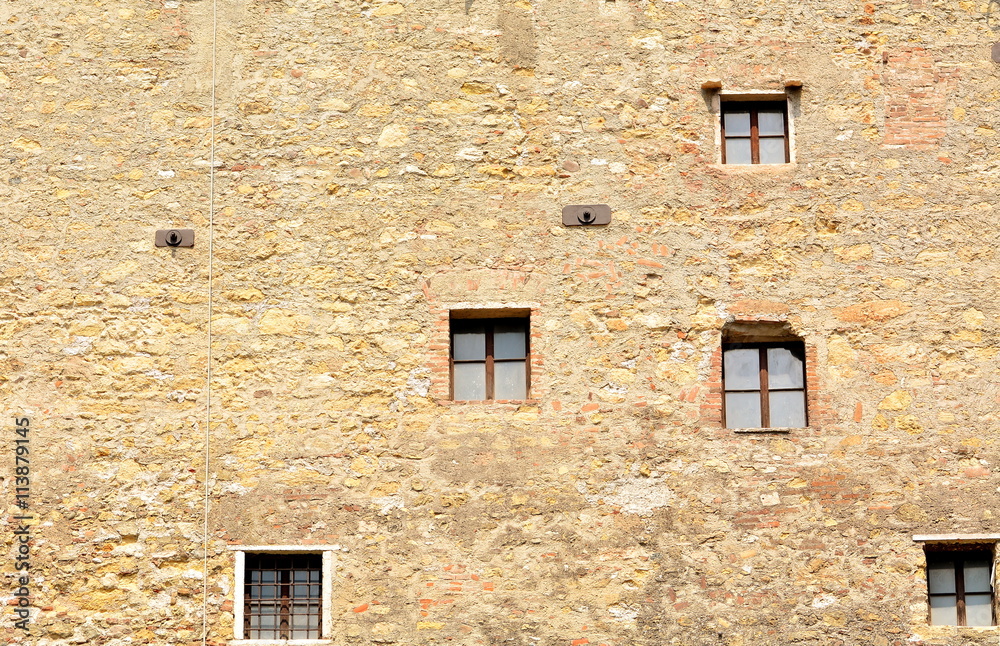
[3,0,1000,644]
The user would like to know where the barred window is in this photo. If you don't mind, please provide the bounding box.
[244,553,322,640]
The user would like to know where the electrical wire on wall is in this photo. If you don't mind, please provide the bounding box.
[201,0,218,641]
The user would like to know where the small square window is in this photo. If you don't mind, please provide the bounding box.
[926,546,995,627]
[723,341,806,428]
[450,314,529,401]
[721,101,789,164]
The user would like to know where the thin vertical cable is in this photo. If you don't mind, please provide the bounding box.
[202,0,218,641]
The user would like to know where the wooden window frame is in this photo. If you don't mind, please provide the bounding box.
[720,100,790,165]
[925,546,996,627]
[244,553,323,640]
[450,316,530,401]
[722,341,807,428]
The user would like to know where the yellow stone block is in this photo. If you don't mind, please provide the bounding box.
[877,390,912,411]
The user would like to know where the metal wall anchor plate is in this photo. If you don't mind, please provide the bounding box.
[562,204,611,226]
[155,229,195,248]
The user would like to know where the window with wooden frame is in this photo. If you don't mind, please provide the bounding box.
[450,313,529,401]
[244,553,323,640]
[721,101,789,164]
[723,341,806,428]
[926,546,995,626]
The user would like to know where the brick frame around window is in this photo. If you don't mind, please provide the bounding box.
[700,321,829,432]
[428,303,542,404]
[230,545,336,644]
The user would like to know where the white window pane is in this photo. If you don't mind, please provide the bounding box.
[758,111,785,136]
[767,347,804,389]
[724,348,760,390]
[454,363,486,400]
[965,561,992,593]
[769,391,806,427]
[494,361,527,400]
[724,111,751,136]
[928,562,956,593]
[966,594,993,626]
[725,138,752,164]
[494,323,526,359]
[725,392,761,428]
[759,137,787,164]
[929,595,957,625]
[453,328,485,360]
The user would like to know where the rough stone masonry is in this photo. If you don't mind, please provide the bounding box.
[2,0,1000,644]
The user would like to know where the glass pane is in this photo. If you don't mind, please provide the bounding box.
[725,137,752,164]
[929,595,958,625]
[294,584,310,597]
[724,348,760,390]
[453,327,485,360]
[965,560,992,593]
[966,593,993,626]
[767,347,804,389]
[725,391,761,428]
[759,137,787,164]
[723,111,750,136]
[494,361,527,400]
[758,111,785,136]
[292,607,313,627]
[261,571,275,583]
[928,562,956,593]
[293,570,308,582]
[259,585,276,599]
[769,390,806,427]
[494,322,526,359]
[453,363,486,400]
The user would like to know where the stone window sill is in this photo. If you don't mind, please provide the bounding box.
[731,426,810,434]
[438,399,540,406]
[912,625,999,633]
[230,641,332,645]
[709,162,798,174]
